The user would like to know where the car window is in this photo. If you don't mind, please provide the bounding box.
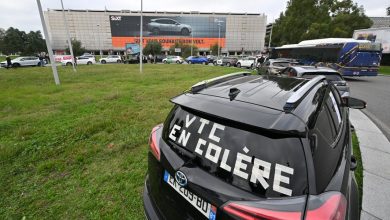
[273,62,290,67]
[163,106,308,198]
[167,19,177,24]
[302,73,343,81]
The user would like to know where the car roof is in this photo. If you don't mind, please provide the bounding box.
[291,66,339,74]
[171,74,326,136]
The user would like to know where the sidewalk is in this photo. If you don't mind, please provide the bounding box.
[350,109,390,220]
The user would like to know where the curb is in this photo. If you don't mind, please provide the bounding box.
[350,109,390,220]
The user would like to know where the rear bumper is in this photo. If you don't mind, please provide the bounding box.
[143,175,161,220]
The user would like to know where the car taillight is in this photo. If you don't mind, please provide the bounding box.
[306,192,347,220]
[223,197,305,220]
[149,124,162,161]
[223,192,346,220]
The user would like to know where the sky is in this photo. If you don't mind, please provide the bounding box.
[0,0,388,35]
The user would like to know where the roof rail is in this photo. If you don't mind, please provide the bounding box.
[191,72,251,93]
[284,75,326,111]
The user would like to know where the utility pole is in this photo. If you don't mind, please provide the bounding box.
[191,30,193,56]
[268,24,273,48]
[36,0,60,85]
[139,0,143,73]
[60,0,76,72]
[215,19,224,57]
[97,24,102,59]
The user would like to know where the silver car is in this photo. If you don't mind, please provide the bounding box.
[280,66,350,97]
[147,18,192,36]
[0,56,43,67]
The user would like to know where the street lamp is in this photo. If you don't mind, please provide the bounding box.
[97,24,102,59]
[139,0,143,73]
[60,0,76,72]
[191,30,194,56]
[215,19,224,57]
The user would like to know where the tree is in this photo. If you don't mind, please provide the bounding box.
[271,0,372,46]
[143,40,162,56]
[169,42,198,58]
[210,43,220,56]
[387,6,390,16]
[23,31,46,55]
[66,39,85,56]
[2,27,26,54]
[0,28,5,54]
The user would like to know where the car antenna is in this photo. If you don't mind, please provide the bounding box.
[229,88,240,101]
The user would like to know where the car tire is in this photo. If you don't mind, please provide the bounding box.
[66,62,72,66]
[176,60,180,64]
[12,63,20,68]
[163,60,167,64]
[202,61,206,65]
[213,61,217,65]
[87,61,92,65]
[117,60,121,63]
[101,60,106,64]
[250,64,253,69]
[152,28,160,35]
[226,62,231,67]
[188,61,192,64]
[237,63,241,68]
[181,28,190,36]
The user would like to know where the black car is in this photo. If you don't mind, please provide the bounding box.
[220,57,238,67]
[144,72,365,220]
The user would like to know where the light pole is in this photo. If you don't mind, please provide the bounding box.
[36,0,60,85]
[139,0,143,73]
[268,24,273,48]
[97,24,102,59]
[60,0,76,72]
[191,30,193,56]
[215,19,224,57]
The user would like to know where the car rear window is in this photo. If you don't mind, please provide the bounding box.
[303,73,342,81]
[273,62,290,67]
[163,106,308,198]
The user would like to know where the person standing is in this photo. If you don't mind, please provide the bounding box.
[39,53,44,67]
[5,56,12,69]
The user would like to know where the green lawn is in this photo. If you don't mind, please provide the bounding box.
[352,132,363,208]
[379,66,390,75]
[0,64,244,219]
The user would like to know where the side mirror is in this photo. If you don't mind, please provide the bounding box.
[342,97,367,109]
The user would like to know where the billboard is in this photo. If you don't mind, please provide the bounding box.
[109,15,226,49]
[353,28,390,54]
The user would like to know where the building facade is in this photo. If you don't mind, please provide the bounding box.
[44,9,267,55]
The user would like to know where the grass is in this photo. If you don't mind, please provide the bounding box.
[379,66,390,75]
[352,132,363,207]
[0,64,245,219]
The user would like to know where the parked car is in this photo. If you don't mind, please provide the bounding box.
[81,53,95,58]
[154,55,166,63]
[163,56,184,64]
[206,55,217,64]
[258,59,292,74]
[147,18,192,36]
[218,57,238,67]
[280,66,350,97]
[143,72,364,220]
[236,56,256,68]
[99,55,122,64]
[61,56,96,66]
[186,56,208,64]
[0,56,43,67]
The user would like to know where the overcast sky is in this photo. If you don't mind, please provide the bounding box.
[0,0,388,35]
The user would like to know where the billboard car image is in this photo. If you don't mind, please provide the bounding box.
[110,15,226,49]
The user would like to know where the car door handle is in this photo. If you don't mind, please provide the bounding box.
[350,155,357,171]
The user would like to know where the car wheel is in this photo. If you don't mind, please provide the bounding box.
[181,28,190,36]
[101,60,106,64]
[237,63,241,68]
[202,61,206,65]
[163,60,167,64]
[152,28,160,35]
[176,60,180,64]
[117,60,121,63]
[188,61,192,64]
[226,62,231,67]
[250,64,253,69]
[213,61,217,65]
[12,63,20,68]
[66,62,72,66]
[87,61,92,65]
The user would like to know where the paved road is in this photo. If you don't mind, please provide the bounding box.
[346,75,390,141]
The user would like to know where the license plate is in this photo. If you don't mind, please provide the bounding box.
[163,170,217,220]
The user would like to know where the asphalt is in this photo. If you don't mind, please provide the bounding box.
[346,75,390,141]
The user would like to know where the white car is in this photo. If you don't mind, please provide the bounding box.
[0,56,43,67]
[162,56,184,64]
[236,57,256,68]
[99,55,122,64]
[61,56,96,66]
